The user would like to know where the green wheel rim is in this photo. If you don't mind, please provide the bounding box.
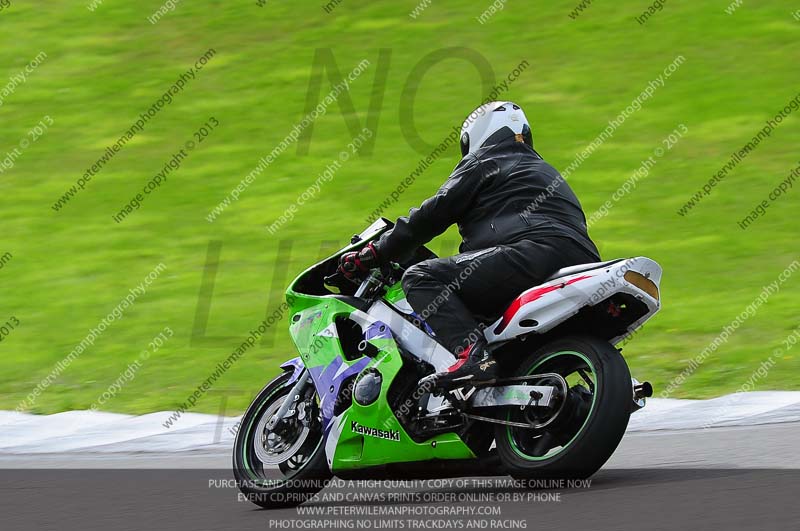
[505,350,598,461]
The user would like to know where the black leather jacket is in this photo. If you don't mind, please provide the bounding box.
[376,129,600,262]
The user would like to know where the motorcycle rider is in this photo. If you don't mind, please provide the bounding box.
[339,101,600,390]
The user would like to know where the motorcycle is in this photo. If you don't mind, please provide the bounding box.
[233,218,660,508]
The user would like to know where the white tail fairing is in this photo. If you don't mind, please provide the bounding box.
[484,257,662,345]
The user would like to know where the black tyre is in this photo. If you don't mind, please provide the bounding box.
[495,335,631,479]
[232,371,331,509]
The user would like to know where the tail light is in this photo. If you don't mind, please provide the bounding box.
[624,271,659,300]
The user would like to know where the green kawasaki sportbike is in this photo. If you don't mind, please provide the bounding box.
[233,219,661,508]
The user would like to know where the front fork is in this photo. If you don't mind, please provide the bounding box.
[266,369,311,430]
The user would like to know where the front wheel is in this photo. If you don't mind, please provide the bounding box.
[232,371,331,509]
[495,336,631,479]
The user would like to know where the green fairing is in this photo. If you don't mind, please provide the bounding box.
[330,340,475,471]
[286,279,474,472]
[382,281,406,305]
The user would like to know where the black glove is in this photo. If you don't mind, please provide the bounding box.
[338,243,379,279]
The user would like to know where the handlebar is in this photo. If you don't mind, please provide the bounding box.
[323,269,350,287]
[323,262,404,299]
[354,270,383,298]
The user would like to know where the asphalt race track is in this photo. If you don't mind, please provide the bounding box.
[2,422,799,531]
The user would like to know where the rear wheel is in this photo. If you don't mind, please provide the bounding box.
[495,336,631,479]
[232,372,331,509]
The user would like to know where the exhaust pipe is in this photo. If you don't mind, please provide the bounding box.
[630,378,653,412]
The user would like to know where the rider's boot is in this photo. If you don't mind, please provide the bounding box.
[418,339,497,391]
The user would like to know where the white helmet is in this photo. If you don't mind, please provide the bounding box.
[460,101,532,157]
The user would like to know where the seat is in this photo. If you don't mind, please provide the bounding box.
[544,259,626,282]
